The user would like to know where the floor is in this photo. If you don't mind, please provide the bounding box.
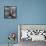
[0,44,18,46]
[0,40,46,46]
[19,39,46,46]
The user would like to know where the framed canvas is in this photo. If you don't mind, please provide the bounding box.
[18,24,46,41]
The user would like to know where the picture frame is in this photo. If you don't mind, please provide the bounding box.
[4,6,17,19]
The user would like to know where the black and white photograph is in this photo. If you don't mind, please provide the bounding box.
[4,6,17,19]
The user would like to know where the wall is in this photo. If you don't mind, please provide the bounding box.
[0,0,46,44]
